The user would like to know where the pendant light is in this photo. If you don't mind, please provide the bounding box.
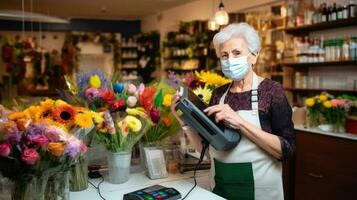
[214,0,229,25]
[208,0,219,31]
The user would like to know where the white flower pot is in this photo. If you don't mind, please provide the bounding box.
[318,124,333,132]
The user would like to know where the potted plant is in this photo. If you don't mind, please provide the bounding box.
[339,95,357,134]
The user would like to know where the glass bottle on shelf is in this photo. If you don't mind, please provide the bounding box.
[318,36,326,62]
[337,4,343,19]
[348,0,356,18]
[327,4,333,21]
[331,3,338,21]
[350,37,357,60]
[305,0,315,25]
[321,3,328,22]
[343,1,349,19]
[342,37,350,61]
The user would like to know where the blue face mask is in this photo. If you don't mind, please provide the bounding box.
[220,53,251,81]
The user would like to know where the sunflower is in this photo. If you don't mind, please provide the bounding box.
[195,71,231,88]
[40,99,55,111]
[35,106,53,122]
[193,86,212,104]
[23,106,41,120]
[53,105,76,125]
[74,111,93,128]
[41,119,69,132]
[54,100,68,107]
[8,112,26,121]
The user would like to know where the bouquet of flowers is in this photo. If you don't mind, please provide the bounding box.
[0,99,94,200]
[305,92,349,132]
[65,69,158,183]
[142,80,181,144]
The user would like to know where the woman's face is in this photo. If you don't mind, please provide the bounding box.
[220,37,257,66]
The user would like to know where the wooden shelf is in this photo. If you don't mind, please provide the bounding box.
[121,57,138,60]
[281,60,357,67]
[164,56,199,60]
[164,68,198,72]
[121,46,138,49]
[285,88,357,94]
[285,17,357,35]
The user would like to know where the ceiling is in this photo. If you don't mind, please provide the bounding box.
[0,0,197,20]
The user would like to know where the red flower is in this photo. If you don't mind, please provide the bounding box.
[53,105,75,125]
[22,148,40,165]
[149,108,161,124]
[0,143,11,157]
[100,89,115,104]
[111,99,126,111]
[139,88,156,111]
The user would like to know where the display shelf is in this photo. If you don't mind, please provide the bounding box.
[281,60,357,67]
[164,56,199,60]
[285,17,357,35]
[121,46,138,49]
[165,68,198,73]
[121,57,138,60]
[284,88,357,94]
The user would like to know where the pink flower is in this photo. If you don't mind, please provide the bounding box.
[22,148,40,165]
[85,88,100,101]
[127,96,137,107]
[331,99,345,107]
[127,84,137,94]
[137,83,145,95]
[0,143,11,157]
[80,141,87,154]
[32,135,49,147]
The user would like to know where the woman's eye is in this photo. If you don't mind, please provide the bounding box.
[221,55,228,59]
[233,51,240,56]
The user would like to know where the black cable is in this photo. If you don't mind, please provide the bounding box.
[182,140,209,200]
[88,177,106,200]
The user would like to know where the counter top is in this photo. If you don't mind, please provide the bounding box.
[295,125,357,141]
[70,170,224,200]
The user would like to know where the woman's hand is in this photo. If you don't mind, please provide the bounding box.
[204,104,244,128]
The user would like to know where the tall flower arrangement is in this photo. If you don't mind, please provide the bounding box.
[0,99,94,200]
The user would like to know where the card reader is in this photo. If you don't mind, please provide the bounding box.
[123,185,181,200]
[176,86,240,151]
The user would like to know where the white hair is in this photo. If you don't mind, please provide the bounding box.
[213,23,261,57]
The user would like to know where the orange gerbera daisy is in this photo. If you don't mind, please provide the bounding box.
[53,105,76,125]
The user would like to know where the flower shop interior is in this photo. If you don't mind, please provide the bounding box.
[0,0,356,200]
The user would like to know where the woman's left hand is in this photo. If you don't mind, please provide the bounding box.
[204,104,244,128]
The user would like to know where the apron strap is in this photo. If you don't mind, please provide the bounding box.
[219,73,259,111]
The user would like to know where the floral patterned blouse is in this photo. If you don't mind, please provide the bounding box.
[209,78,295,161]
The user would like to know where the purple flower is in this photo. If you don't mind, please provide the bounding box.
[64,136,81,158]
[168,71,180,86]
[5,129,21,144]
[27,124,46,136]
[85,87,100,101]
[44,126,62,142]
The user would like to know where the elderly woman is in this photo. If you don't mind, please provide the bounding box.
[171,23,295,200]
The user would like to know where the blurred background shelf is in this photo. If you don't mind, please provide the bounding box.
[284,88,357,94]
[281,60,357,67]
[285,17,357,35]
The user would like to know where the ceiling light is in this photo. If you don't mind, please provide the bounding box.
[0,10,70,23]
[208,16,219,31]
[214,1,229,26]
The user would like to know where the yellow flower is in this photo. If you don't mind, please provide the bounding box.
[40,99,55,111]
[305,98,315,107]
[124,115,142,133]
[323,101,332,108]
[8,112,26,121]
[74,111,93,128]
[195,71,231,88]
[91,111,104,124]
[41,119,68,132]
[319,95,328,102]
[117,120,129,137]
[194,86,212,104]
[23,106,43,122]
[162,94,173,107]
[89,75,101,89]
[54,100,68,107]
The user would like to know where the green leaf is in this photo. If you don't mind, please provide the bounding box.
[154,89,163,108]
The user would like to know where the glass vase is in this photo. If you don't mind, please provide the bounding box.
[107,150,131,184]
[11,175,49,200]
[139,141,168,179]
[46,171,70,200]
[69,154,88,191]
